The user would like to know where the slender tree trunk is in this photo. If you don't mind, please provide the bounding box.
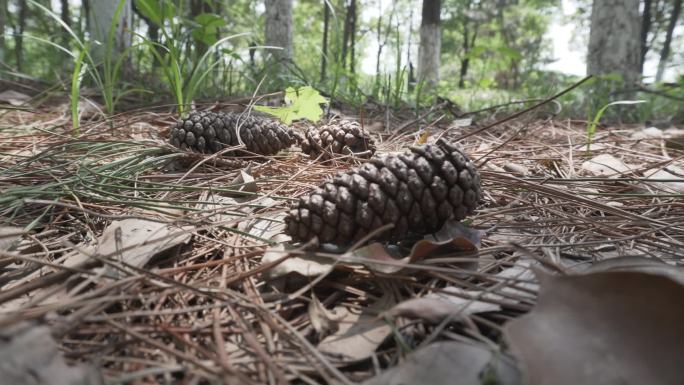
[264,0,293,64]
[459,23,470,88]
[321,1,330,81]
[341,0,351,70]
[639,0,652,73]
[190,0,209,58]
[60,0,70,46]
[0,0,6,63]
[349,0,356,74]
[87,0,132,63]
[655,0,682,82]
[15,0,28,72]
[418,0,441,85]
[587,0,641,86]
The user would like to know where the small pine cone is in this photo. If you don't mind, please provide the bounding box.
[285,139,482,245]
[300,120,376,160]
[169,111,298,156]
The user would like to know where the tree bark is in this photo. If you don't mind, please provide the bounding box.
[321,1,330,81]
[87,0,133,62]
[264,0,293,64]
[349,0,356,74]
[60,0,70,46]
[418,0,441,85]
[639,0,652,73]
[0,0,6,63]
[586,0,641,86]
[14,0,27,72]
[655,0,682,82]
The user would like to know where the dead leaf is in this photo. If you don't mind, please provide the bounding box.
[318,294,395,362]
[503,162,528,176]
[643,164,684,193]
[0,90,30,106]
[386,262,537,323]
[308,295,347,336]
[68,218,192,275]
[352,221,484,274]
[362,341,520,385]
[0,322,103,385]
[585,256,684,286]
[581,154,632,177]
[630,126,663,140]
[0,226,23,252]
[261,244,334,278]
[229,168,257,194]
[504,271,684,385]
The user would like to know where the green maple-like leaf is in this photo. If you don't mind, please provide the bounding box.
[255,86,328,124]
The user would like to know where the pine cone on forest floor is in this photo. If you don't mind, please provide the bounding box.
[285,139,482,246]
[169,111,299,156]
[300,119,376,161]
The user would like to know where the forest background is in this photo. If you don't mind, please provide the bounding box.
[0,0,682,123]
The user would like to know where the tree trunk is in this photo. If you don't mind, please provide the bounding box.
[586,0,641,86]
[60,0,70,47]
[190,0,210,58]
[639,0,652,73]
[341,0,351,70]
[14,0,27,72]
[418,0,441,85]
[655,0,682,82]
[349,0,356,74]
[321,1,330,81]
[264,0,293,64]
[0,0,6,63]
[87,0,132,63]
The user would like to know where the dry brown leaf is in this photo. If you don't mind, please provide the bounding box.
[585,256,684,286]
[0,90,30,106]
[261,244,334,278]
[317,294,395,362]
[503,162,528,176]
[362,341,520,385]
[0,226,23,252]
[581,154,632,177]
[308,295,347,336]
[504,271,684,385]
[0,322,103,385]
[352,221,484,274]
[643,164,684,193]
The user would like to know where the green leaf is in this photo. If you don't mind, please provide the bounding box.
[255,86,328,124]
[134,0,175,26]
[497,46,523,61]
[192,13,226,46]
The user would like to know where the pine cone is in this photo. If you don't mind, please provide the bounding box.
[169,111,298,156]
[300,120,376,160]
[285,139,482,245]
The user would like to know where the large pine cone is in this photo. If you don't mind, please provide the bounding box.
[285,139,482,245]
[300,120,376,160]
[169,111,298,156]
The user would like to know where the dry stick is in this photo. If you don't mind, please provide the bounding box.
[453,75,594,142]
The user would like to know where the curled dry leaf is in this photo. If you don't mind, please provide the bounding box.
[643,165,684,194]
[261,244,334,278]
[352,220,485,274]
[0,226,23,252]
[67,218,193,276]
[504,271,684,385]
[585,256,684,286]
[0,90,30,106]
[308,295,347,336]
[581,154,632,177]
[0,322,103,385]
[317,294,396,362]
[503,162,528,176]
[385,261,537,323]
[362,341,520,385]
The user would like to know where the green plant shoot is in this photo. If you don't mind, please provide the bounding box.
[255,86,329,124]
[586,100,646,150]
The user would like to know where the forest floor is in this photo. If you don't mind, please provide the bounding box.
[1,100,683,385]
